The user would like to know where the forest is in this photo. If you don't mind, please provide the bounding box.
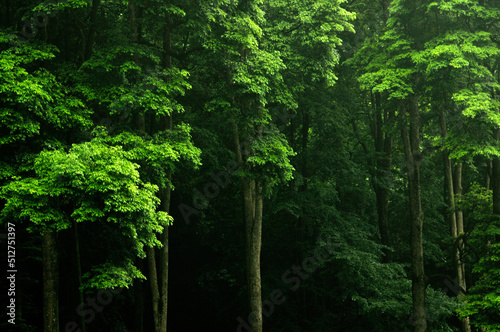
[0,0,499,331]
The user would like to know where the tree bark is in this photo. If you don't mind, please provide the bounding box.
[452,163,470,332]
[485,160,492,191]
[492,129,500,247]
[401,96,426,332]
[129,1,172,329]
[244,178,263,332]
[73,222,86,332]
[144,114,172,332]
[233,119,263,332]
[353,96,393,263]
[373,93,393,262]
[375,184,391,261]
[493,158,500,212]
[43,231,59,332]
[146,205,170,332]
[148,17,173,332]
[134,259,144,332]
[158,185,171,332]
[492,130,500,215]
[453,163,465,281]
[439,106,470,331]
[83,0,101,61]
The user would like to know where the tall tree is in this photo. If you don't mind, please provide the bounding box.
[354,0,431,329]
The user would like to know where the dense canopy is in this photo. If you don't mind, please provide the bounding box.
[0,0,499,331]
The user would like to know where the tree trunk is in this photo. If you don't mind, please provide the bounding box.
[42,231,59,332]
[149,17,173,332]
[83,0,101,61]
[73,222,86,332]
[380,108,394,262]
[145,122,172,332]
[301,112,310,190]
[158,185,171,332]
[146,202,170,332]
[485,160,492,191]
[453,163,470,332]
[375,184,391,261]
[134,259,144,332]
[492,132,500,215]
[233,120,263,332]
[439,110,470,332]
[244,178,263,332]
[453,163,465,282]
[492,129,500,245]
[401,96,426,332]
[369,92,393,262]
[129,1,172,329]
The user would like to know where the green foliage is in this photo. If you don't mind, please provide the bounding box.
[459,239,500,331]
[2,0,500,330]
[1,139,169,252]
[424,286,462,331]
[246,127,295,188]
[97,125,201,189]
[267,0,355,86]
[77,45,191,118]
[457,184,500,331]
[0,33,91,145]
[81,260,146,290]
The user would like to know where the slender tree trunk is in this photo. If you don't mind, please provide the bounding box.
[442,152,460,273]
[485,160,492,191]
[370,92,393,262]
[134,259,144,332]
[149,18,173,332]
[401,96,426,332]
[492,129,500,249]
[439,110,470,332]
[453,163,465,281]
[233,119,263,332]
[147,246,161,331]
[147,191,170,332]
[375,137,392,262]
[493,131,500,215]
[301,112,310,190]
[380,108,394,262]
[494,157,500,215]
[244,178,263,332]
[73,222,86,332]
[42,231,59,332]
[83,0,101,61]
[158,183,171,332]
[375,185,391,261]
[144,122,172,332]
[453,163,470,332]
[129,2,172,330]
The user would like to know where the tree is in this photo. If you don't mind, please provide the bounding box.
[1,137,171,331]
